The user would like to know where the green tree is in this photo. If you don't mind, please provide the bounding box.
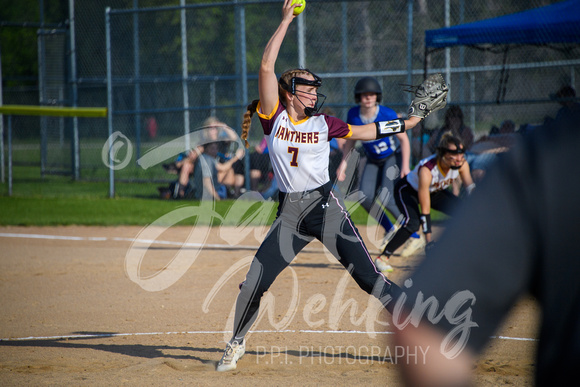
[0,0,67,87]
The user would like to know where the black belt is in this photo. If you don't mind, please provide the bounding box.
[279,181,332,203]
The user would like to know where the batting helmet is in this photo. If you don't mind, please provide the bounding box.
[354,77,382,103]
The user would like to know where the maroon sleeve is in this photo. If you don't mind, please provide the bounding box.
[258,101,284,136]
[325,115,352,139]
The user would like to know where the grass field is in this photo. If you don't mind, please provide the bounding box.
[0,193,450,227]
[1,165,449,227]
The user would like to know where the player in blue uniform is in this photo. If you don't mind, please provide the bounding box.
[216,0,431,372]
[338,77,422,261]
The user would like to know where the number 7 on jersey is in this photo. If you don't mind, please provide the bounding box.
[288,146,299,167]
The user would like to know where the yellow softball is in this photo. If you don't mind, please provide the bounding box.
[291,0,306,15]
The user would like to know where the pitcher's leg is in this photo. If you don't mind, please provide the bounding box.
[320,190,403,313]
[230,219,311,341]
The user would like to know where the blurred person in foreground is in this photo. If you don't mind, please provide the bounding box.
[393,110,580,386]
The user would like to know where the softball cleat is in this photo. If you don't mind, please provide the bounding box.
[217,339,246,372]
[375,256,394,273]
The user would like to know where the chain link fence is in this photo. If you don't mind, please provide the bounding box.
[2,0,579,199]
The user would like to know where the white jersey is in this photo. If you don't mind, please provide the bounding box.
[257,100,352,193]
[406,154,459,193]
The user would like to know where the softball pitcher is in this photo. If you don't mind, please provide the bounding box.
[216,0,447,371]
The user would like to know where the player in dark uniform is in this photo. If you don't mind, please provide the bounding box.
[215,0,431,372]
[394,109,580,387]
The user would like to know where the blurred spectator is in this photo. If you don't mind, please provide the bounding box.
[198,117,244,199]
[551,85,580,127]
[473,119,517,151]
[427,105,475,153]
[524,85,580,136]
[191,141,244,201]
[217,146,245,199]
[232,137,273,197]
[467,119,520,182]
[202,116,239,157]
[410,121,432,162]
[160,116,242,200]
[498,119,516,134]
[166,146,202,199]
[145,116,158,139]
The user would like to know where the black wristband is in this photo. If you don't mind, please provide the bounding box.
[420,213,432,234]
[375,118,405,139]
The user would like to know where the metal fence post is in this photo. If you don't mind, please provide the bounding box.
[234,1,251,191]
[444,0,451,96]
[106,7,115,198]
[7,115,12,196]
[133,0,142,161]
[37,29,47,177]
[0,43,4,184]
[180,0,190,152]
[407,0,414,162]
[341,2,348,108]
[297,7,305,69]
[68,0,80,180]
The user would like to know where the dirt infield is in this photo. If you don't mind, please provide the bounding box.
[0,225,538,386]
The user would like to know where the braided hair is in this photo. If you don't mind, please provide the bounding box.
[240,99,260,149]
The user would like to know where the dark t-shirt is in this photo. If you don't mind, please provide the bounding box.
[402,118,580,386]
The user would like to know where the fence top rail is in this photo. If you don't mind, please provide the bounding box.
[108,0,383,15]
[0,105,107,118]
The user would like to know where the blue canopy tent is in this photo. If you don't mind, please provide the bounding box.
[423,0,580,98]
[415,0,580,159]
[425,0,580,50]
